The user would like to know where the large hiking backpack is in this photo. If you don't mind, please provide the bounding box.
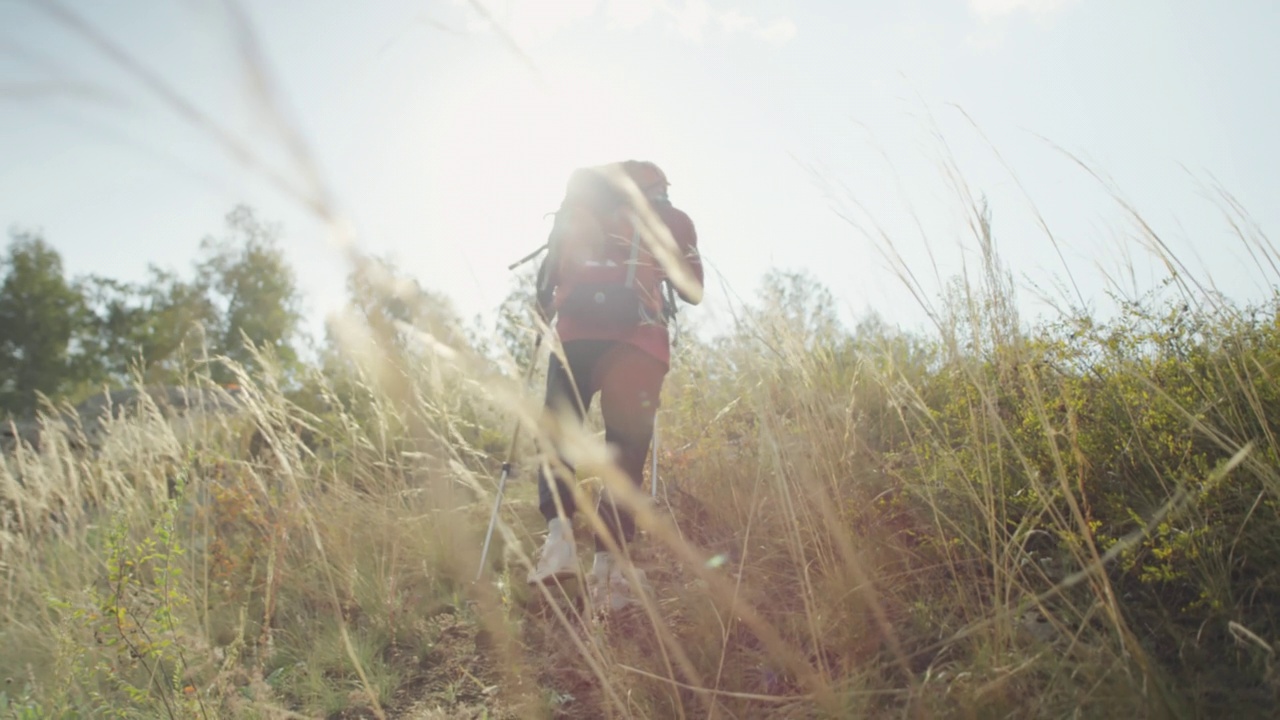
[538,162,676,329]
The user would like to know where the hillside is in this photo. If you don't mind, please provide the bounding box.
[4,235,1280,719]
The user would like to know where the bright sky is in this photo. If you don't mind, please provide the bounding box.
[2,0,1278,346]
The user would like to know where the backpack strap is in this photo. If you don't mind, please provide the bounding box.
[624,226,641,289]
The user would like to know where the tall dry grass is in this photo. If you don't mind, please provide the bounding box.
[5,4,1280,718]
[4,183,1280,718]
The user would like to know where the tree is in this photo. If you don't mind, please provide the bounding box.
[734,268,843,361]
[0,230,87,416]
[491,264,542,373]
[76,267,220,388]
[137,266,223,380]
[195,206,305,384]
[329,253,472,362]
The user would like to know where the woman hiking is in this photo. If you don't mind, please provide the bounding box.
[526,160,704,611]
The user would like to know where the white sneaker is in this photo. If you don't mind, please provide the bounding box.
[587,552,651,612]
[527,518,578,585]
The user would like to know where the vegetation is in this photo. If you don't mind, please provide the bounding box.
[0,206,302,414]
[2,180,1279,720]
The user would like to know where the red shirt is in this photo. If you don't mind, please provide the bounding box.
[550,203,703,369]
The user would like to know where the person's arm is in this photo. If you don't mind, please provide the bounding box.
[658,204,704,305]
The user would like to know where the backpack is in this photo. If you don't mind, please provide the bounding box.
[536,163,675,329]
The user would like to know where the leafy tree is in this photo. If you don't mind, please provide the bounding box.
[194,205,305,384]
[720,268,843,372]
[76,275,151,387]
[337,253,470,354]
[136,267,222,380]
[490,265,541,373]
[755,268,842,347]
[0,206,304,412]
[0,230,87,416]
[342,253,418,343]
[76,267,219,388]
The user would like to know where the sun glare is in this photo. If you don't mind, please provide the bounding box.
[441,61,661,190]
[425,57,671,277]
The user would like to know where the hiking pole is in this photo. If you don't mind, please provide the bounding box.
[507,243,548,271]
[476,331,544,582]
[651,412,660,499]
[651,280,678,502]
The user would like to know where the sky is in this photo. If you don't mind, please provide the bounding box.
[2,0,1278,347]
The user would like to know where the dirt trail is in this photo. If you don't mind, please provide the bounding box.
[383,487,740,719]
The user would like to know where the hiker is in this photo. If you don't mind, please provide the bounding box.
[526,160,704,610]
